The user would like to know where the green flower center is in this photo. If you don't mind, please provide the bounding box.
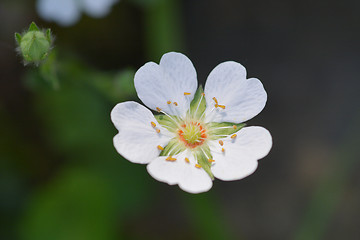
[178,122,207,148]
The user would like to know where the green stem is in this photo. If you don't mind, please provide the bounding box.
[181,193,235,240]
[144,0,184,60]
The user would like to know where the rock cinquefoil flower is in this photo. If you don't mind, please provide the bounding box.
[37,0,119,26]
[111,52,272,193]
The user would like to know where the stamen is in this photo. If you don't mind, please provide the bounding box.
[167,101,171,104]
[208,159,215,163]
[184,92,191,95]
[195,164,202,168]
[201,93,205,96]
[156,129,161,133]
[231,134,237,139]
[173,102,178,106]
[151,121,156,127]
[219,140,224,146]
[233,125,237,129]
[221,148,225,153]
[212,97,218,104]
[217,104,226,109]
[215,104,218,108]
[157,145,164,150]
[156,107,161,112]
[185,157,190,163]
[166,156,176,161]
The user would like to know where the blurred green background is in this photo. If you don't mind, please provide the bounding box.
[1,0,360,239]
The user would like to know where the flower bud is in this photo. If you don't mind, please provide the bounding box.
[15,22,53,66]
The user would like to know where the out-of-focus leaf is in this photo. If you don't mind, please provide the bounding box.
[25,58,153,228]
[91,68,137,104]
[19,168,117,240]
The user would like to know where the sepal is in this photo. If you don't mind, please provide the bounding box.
[28,22,40,31]
[155,114,180,132]
[159,138,186,156]
[189,86,206,119]
[206,122,246,140]
[194,146,214,180]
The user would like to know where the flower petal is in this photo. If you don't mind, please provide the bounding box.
[204,61,267,123]
[147,151,213,194]
[134,52,198,117]
[111,101,173,164]
[36,0,80,26]
[82,0,118,18]
[210,126,272,181]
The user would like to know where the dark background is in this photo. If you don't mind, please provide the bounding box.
[1,0,359,239]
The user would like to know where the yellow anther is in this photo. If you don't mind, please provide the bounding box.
[218,104,226,109]
[201,93,205,96]
[185,157,190,163]
[233,125,237,129]
[195,164,202,168]
[173,102,178,106]
[167,101,171,104]
[231,134,237,139]
[184,92,191,95]
[208,159,215,163]
[212,97,218,104]
[151,121,156,127]
[157,145,164,150]
[156,107,161,112]
[219,140,224,146]
[156,129,161,133]
[221,148,225,152]
[166,156,176,161]
[215,104,218,108]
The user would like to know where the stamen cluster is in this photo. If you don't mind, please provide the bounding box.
[178,121,207,148]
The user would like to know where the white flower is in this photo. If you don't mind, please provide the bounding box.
[36,0,119,26]
[111,52,272,194]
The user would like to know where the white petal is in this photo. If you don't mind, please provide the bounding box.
[134,52,198,117]
[82,0,118,17]
[210,126,272,181]
[204,61,267,123]
[36,0,81,26]
[147,151,213,194]
[111,101,172,164]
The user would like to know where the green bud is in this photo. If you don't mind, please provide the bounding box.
[15,22,53,66]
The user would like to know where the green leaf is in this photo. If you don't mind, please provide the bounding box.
[19,168,118,240]
[154,114,179,132]
[189,85,206,119]
[206,122,246,140]
[159,138,185,156]
[15,32,22,44]
[195,145,214,180]
[28,22,39,32]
